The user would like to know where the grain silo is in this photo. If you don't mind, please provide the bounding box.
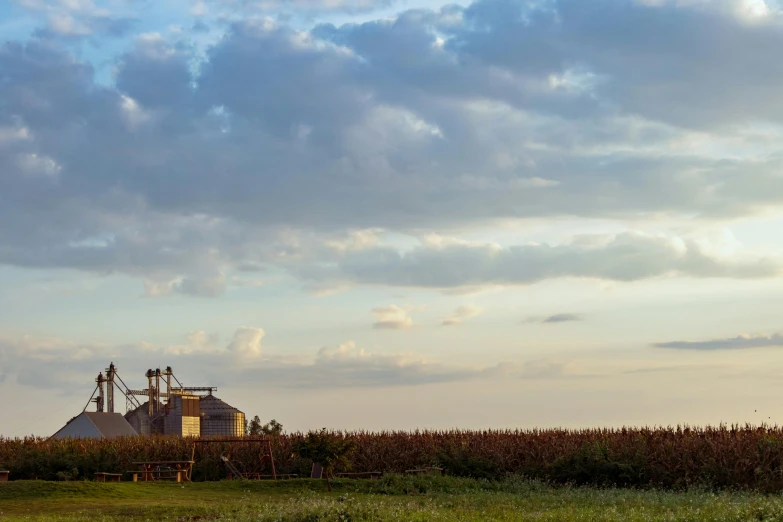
[164,394,200,437]
[199,394,245,437]
[125,404,152,435]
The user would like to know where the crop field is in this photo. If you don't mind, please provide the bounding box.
[3,476,783,521]
[4,425,783,490]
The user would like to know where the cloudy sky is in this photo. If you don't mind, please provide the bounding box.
[3,0,783,437]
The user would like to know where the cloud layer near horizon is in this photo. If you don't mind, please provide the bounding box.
[3,0,783,295]
[654,333,783,350]
[0,330,575,393]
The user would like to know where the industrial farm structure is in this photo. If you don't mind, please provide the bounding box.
[52,363,245,439]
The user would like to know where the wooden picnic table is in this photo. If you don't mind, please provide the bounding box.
[131,460,195,483]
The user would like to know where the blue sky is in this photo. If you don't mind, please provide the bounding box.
[3,0,783,437]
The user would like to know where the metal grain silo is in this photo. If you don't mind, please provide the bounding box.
[125,403,152,436]
[199,394,245,437]
[164,394,201,437]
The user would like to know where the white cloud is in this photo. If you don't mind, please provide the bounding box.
[164,330,221,355]
[226,327,265,359]
[0,124,30,143]
[17,153,61,179]
[325,229,383,252]
[119,95,152,130]
[371,305,414,329]
[442,305,483,326]
[174,271,227,298]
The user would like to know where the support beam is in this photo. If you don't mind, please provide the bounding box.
[146,369,154,417]
[95,372,105,412]
[105,362,116,413]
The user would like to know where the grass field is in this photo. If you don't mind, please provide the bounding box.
[3,476,783,521]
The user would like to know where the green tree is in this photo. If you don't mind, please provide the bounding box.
[291,428,356,491]
[261,419,283,436]
[247,415,262,436]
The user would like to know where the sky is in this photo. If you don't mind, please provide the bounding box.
[2,0,783,437]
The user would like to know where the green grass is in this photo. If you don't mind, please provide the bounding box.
[3,476,783,521]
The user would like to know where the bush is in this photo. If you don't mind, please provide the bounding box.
[291,429,357,491]
[547,441,647,487]
[435,442,503,480]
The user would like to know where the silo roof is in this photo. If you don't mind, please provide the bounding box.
[199,394,244,414]
[124,401,163,417]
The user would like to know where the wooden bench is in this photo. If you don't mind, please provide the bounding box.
[0,471,8,483]
[95,472,122,483]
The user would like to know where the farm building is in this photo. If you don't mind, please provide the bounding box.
[51,412,138,440]
[55,363,247,438]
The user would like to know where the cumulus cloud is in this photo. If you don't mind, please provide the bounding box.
[654,333,783,350]
[226,327,265,358]
[371,305,413,329]
[3,0,783,296]
[442,305,483,326]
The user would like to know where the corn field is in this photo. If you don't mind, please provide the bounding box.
[3,425,783,490]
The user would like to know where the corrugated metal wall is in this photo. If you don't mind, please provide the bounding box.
[199,395,246,437]
[164,395,201,437]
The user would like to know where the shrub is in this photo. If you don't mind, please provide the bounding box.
[291,429,357,491]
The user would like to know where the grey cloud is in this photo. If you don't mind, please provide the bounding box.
[453,0,783,129]
[542,313,582,324]
[4,2,783,292]
[116,35,194,109]
[294,233,780,289]
[192,21,211,33]
[654,333,783,350]
[18,0,137,40]
[207,0,398,14]
[621,364,726,375]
